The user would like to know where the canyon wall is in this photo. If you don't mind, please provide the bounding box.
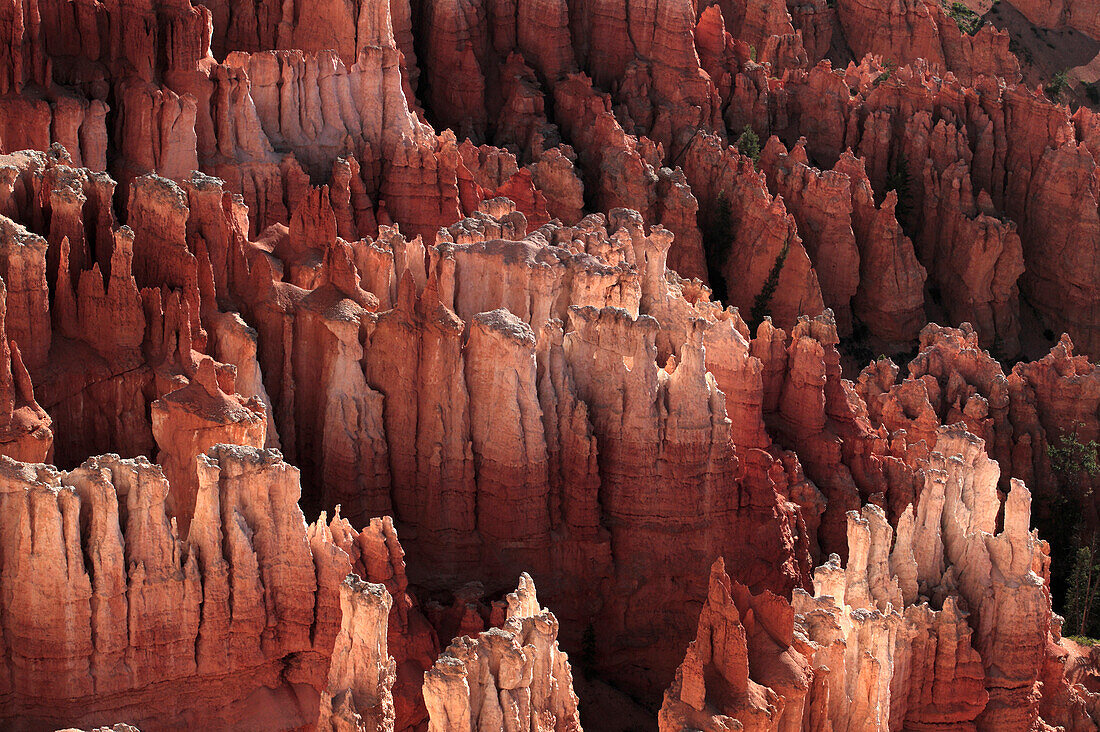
[0,0,1097,728]
[2,0,1096,359]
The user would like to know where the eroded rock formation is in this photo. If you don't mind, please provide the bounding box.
[0,0,1097,729]
[423,573,582,732]
[0,444,436,732]
[0,446,338,730]
[663,424,1097,730]
[659,557,812,731]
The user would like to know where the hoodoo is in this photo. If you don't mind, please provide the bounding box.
[0,0,1099,728]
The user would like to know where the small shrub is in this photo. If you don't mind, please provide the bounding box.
[703,191,735,303]
[736,124,762,164]
[1086,83,1100,105]
[885,153,913,221]
[1047,70,1070,101]
[1065,545,1100,637]
[873,60,897,87]
[749,240,790,331]
[947,1,983,35]
[1009,38,1034,65]
[1048,426,1100,482]
[1068,635,1100,647]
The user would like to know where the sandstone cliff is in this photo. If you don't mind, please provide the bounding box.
[0,444,432,732]
[662,424,1097,730]
[1,0,1097,360]
[0,446,340,730]
[0,0,1096,729]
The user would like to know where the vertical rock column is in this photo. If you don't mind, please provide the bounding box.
[151,357,267,536]
[465,309,551,571]
[423,573,582,732]
[318,575,397,732]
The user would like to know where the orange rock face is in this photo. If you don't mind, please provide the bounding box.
[1012,0,1100,38]
[0,445,435,732]
[664,425,1095,731]
[0,0,1098,729]
[659,558,812,731]
[151,356,267,535]
[325,512,440,731]
[423,573,582,732]
[0,447,339,730]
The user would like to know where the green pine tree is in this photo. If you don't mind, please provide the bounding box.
[580,622,597,678]
[1066,544,1100,638]
[1048,426,1100,482]
[947,2,983,35]
[1046,70,1070,102]
[749,239,790,331]
[1043,425,1100,634]
[736,125,762,165]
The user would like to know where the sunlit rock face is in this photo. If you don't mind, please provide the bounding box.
[662,425,1095,731]
[0,0,1098,728]
[424,573,582,732]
